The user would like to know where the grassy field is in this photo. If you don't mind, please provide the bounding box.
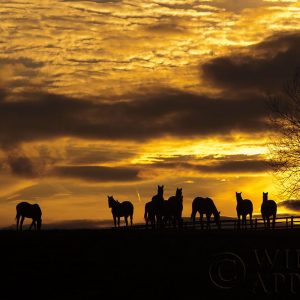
[1,228,300,299]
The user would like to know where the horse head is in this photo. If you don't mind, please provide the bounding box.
[263,192,268,202]
[157,185,164,197]
[176,188,183,200]
[236,192,243,202]
[108,195,115,208]
[214,210,221,228]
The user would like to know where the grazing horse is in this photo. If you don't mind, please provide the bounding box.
[108,196,134,227]
[191,197,220,229]
[261,192,277,229]
[236,192,253,229]
[163,188,183,228]
[16,202,42,231]
[150,185,165,228]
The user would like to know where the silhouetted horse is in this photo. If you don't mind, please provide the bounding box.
[16,202,42,231]
[236,192,253,229]
[261,192,277,229]
[150,185,164,228]
[191,197,220,229]
[163,188,183,228]
[108,196,134,227]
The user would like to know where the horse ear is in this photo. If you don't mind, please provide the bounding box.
[219,211,221,215]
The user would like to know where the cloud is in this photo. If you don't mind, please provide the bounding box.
[0,89,269,147]
[151,155,270,174]
[7,154,38,177]
[52,166,141,182]
[278,199,300,211]
[65,146,136,164]
[202,31,300,93]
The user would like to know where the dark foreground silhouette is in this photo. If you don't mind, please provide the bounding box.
[2,229,300,300]
[16,202,42,231]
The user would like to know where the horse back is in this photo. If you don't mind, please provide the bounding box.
[193,197,214,214]
[119,201,134,215]
[236,199,253,214]
[16,202,42,219]
[261,200,277,216]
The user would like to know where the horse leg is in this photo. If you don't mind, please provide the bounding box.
[118,217,120,227]
[207,215,211,230]
[200,214,204,230]
[191,210,196,227]
[263,216,266,229]
[28,221,34,230]
[125,216,128,227]
[20,216,25,231]
[113,216,117,227]
[130,214,133,226]
[28,220,36,230]
[250,214,253,229]
[16,215,20,231]
[242,215,246,229]
[272,215,276,230]
[237,214,240,230]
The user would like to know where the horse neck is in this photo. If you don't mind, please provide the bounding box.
[211,203,218,216]
[111,200,120,209]
[236,196,243,203]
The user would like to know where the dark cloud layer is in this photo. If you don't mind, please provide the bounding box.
[52,166,140,182]
[0,89,268,147]
[202,32,300,93]
[152,157,270,174]
[278,200,300,211]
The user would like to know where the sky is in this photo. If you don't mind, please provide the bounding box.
[0,0,300,228]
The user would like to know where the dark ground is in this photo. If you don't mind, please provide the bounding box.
[1,228,300,300]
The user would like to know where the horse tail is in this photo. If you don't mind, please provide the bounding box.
[144,207,148,220]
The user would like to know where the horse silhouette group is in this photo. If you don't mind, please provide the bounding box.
[107,186,278,230]
[14,186,278,231]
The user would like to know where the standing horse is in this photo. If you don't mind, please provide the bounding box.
[191,197,220,229]
[108,196,134,227]
[150,185,164,228]
[16,202,42,231]
[236,192,253,229]
[164,188,183,228]
[261,192,277,229]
